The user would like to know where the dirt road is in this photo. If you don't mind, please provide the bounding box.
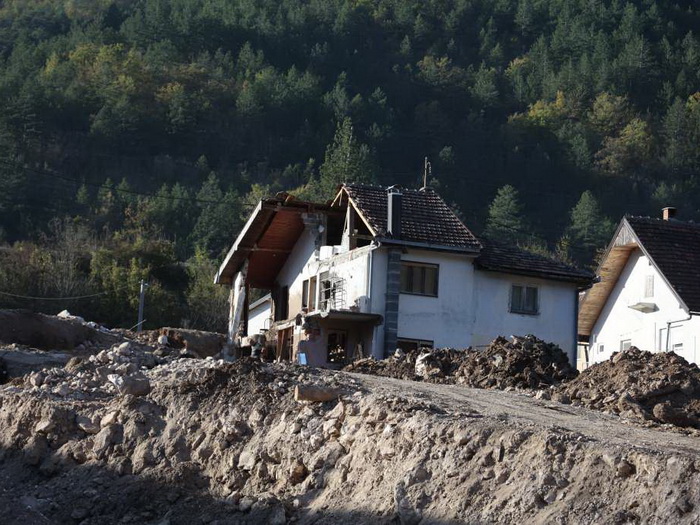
[354,373,700,456]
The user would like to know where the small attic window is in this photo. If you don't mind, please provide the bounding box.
[644,275,654,298]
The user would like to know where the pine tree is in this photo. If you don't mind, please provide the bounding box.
[566,191,613,264]
[317,118,376,199]
[483,185,530,243]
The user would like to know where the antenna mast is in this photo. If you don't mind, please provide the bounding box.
[422,157,431,190]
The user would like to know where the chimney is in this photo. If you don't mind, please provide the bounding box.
[662,207,677,221]
[387,186,402,239]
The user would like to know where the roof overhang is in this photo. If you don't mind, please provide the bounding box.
[214,194,339,287]
[578,217,690,337]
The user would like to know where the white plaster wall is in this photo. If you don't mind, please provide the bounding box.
[247,302,271,336]
[276,228,318,313]
[590,250,698,364]
[369,248,388,358]
[471,271,579,364]
[396,250,475,349]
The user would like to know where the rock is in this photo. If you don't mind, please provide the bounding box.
[239,497,255,512]
[34,419,55,434]
[108,374,151,397]
[76,415,100,434]
[454,430,470,446]
[158,335,168,345]
[101,411,119,427]
[289,460,308,485]
[268,505,286,525]
[238,451,257,471]
[617,460,636,478]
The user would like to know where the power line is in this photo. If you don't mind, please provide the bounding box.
[0,289,119,301]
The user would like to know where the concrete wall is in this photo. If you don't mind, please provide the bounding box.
[472,271,579,364]
[590,249,699,364]
[396,249,475,349]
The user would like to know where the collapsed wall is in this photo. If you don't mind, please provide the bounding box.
[1,348,700,524]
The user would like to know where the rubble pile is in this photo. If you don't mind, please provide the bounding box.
[345,335,577,391]
[559,347,700,429]
[0,310,118,350]
[453,336,577,390]
[2,348,700,524]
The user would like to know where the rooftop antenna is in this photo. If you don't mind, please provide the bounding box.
[421,157,432,190]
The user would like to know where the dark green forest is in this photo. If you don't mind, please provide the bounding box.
[1,0,699,330]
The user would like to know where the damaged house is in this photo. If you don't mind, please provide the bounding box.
[215,184,593,367]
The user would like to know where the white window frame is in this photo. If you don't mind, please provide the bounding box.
[620,339,631,351]
[509,284,539,315]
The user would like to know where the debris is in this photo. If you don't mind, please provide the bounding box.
[344,335,577,390]
[294,384,344,402]
[558,347,700,429]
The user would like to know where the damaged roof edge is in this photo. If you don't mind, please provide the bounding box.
[214,200,264,285]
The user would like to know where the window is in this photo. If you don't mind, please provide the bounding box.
[644,275,654,298]
[396,338,434,353]
[598,344,605,355]
[308,276,317,310]
[620,339,631,351]
[510,285,539,315]
[400,262,438,296]
[302,279,309,308]
[327,330,347,364]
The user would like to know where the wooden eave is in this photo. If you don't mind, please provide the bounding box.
[215,195,341,287]
[578,216,690,337]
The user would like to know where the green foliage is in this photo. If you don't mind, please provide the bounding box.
[316,117,376,199]
[566,191,614,265]
[185,248,229,332]
[2,0,700,321]
[484,185,532,244]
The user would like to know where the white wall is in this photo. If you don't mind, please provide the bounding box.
[590,250,699,364]
[396,249,475,349]
[471,271,579,364]
[247,301,271,336]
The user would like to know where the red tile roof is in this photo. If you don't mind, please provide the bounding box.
[342,184,482,251]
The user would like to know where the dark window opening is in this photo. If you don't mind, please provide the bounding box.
[326,214,344,246]
[396,338,434,353]
[400,262,439,296]
[327,330,348,364]
[510,285,538,315]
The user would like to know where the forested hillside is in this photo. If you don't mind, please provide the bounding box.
[1,0,699,329]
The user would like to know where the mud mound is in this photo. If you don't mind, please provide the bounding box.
[343,354,417,380]
[454,336,577,390]
[0,310,117,350]
[560,347,700,428]
[345,335,576,390]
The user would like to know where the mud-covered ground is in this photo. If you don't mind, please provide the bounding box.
[1,345,700,524]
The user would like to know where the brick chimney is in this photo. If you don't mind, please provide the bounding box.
[387,186,402,238]
[662,207,677,221]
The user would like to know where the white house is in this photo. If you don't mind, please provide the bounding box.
[215,184,592,367]
[578,208,700,367]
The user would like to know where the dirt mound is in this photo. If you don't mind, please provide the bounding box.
[0,310,117,350]
[2,347,700,524]
[345,335,577,390]
[454,336,577,389]
[158,327,226,358]
[560,347,700,428]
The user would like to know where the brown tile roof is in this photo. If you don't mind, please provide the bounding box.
[342,183,482,251]
[475,239,595,284]
[627,216,700,312]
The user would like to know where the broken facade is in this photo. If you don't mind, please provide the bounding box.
[216,184,593,367]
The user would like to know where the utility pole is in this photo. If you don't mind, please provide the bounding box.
[137,279,148,332]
